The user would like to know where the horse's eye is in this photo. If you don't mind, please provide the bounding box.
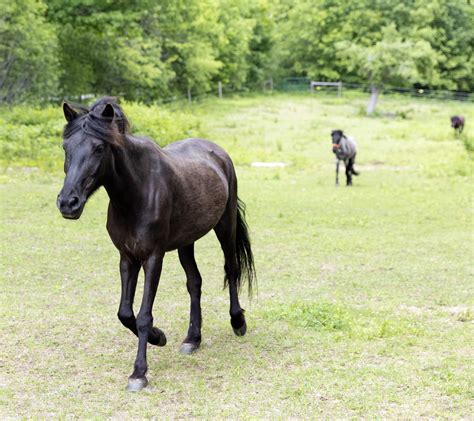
[94,145,105,154]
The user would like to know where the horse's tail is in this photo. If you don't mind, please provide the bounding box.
[234,198,256,297]
[352,168,359,176]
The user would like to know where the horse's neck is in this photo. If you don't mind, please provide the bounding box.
[103,136,160,211]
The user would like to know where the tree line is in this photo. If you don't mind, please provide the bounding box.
[1,0,472,104]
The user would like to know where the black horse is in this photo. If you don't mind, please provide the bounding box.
[331,129,359,186]
[451,115,465,133]
[57,97,255,391]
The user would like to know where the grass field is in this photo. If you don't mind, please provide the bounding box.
[1,93,473,418]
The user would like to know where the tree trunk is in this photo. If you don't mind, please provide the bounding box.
[366,84,379,115]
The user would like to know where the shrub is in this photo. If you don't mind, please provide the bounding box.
[0,102,204,170]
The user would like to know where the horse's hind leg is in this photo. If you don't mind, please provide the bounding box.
[350,155,359,176]
[214,207,247,337]
[335,160,340,186]
[178,243,202,355]
[345,159,353,186]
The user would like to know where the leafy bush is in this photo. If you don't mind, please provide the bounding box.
[122,102,202,147]
[0,102,204,170]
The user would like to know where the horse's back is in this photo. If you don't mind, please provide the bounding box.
[338,136,356,159]
[164,138,234,175]
[346,136,356,148]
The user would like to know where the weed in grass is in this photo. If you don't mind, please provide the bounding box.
[372,318,422,339]
[456,309,473,322]
[457,133,474,155]
[264,301,352,332]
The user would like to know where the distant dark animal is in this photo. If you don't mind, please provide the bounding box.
[451,116,465,133]
[57,97,255,392]
[331,129,359,186]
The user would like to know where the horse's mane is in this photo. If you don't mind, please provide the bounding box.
[63,96,130,144]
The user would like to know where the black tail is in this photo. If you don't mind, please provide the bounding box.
[234,198,256,297]
[352,168,359,176]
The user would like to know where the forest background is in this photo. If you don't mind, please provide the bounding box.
[1,0,473,105]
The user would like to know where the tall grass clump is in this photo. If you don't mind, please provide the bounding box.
[264,301,353,332]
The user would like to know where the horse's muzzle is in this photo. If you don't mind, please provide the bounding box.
[57,193,84,219]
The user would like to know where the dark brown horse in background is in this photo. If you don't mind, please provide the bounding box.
[451,115,465,133]
[57,97,255,391]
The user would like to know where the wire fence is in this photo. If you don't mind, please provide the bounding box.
[274,77,473,102]
[64,77,473,105]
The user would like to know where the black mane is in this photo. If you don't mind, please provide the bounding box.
[63,96,130,143]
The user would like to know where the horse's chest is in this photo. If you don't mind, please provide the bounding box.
[106,213,163,258]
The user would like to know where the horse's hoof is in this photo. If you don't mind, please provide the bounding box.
[150,327,167,346]
[127,376,148,392]
[179,342,200,355]
[233,321,247,337]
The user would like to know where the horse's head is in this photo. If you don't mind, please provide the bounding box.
[331,129,344,154]
[451,116,464,128]
[57,97,128,219]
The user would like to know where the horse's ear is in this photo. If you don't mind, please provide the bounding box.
[101,103,115,119]
[63,103,78,122]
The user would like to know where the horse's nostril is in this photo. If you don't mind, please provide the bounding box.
[68,196,80,209]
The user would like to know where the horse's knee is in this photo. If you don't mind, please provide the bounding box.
[118,309,135,328]
[136,314,153,334]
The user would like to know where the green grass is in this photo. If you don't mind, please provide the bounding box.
[1,93,473,418]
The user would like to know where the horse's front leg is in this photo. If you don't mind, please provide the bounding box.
[118,254,167,347]
[335,159,340,186]
[127,252,165,392]
[117,254,140,334]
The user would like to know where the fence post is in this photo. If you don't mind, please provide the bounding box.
[187,86,192,103]
[263,78,274,93]
[218,81,223,98]
[338,81,342,97]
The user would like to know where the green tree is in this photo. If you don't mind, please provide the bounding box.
[275,0,472,95]
[47,0,173,101]
[408,0,474,91]
[214,0,253,89]
[245,0,277,88]
[275,0,392,82]
[338,24,438,114]
[154,0,223,95]
[0,0,59,103]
